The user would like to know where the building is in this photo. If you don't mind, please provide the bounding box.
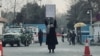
[0,17,7,37]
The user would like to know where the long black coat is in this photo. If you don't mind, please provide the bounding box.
[70,32,76,42]
[45,18,58,45]
[38,29,43,43]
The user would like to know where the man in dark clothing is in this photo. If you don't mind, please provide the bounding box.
[70,31,76,45]
[45,17,58,53]
[67,30,72,45]
[38,29,43,46]
[61,28,64,42]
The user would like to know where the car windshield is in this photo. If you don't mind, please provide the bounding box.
[6,28,21,33]
[4,35,14,38]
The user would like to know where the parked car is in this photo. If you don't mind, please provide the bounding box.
[2,27,32,47]
[2,33,21,47]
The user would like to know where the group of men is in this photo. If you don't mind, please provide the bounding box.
[67,30,76,45]
[61,29,76,45]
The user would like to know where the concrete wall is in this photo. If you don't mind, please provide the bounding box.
[0,23,4,35]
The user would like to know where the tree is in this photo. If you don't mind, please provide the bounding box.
[15,3,45,24]
[13,12,23,24]
[1,0,25,24]
[2,2,45,24]
[66,1,91,30]
[2,11,15,24]
[1,0,16,23]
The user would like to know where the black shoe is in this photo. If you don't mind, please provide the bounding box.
[40,44,42,46]
[69,43,71,45]
[49,50,51,53]
[52,49,55,53]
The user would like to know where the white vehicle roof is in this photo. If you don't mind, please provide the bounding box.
[3,33,21,36]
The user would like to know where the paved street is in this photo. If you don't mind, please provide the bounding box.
[3,37,100,56]
[1,0,100,56]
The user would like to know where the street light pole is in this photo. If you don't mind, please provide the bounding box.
[39,0,42,20]
[90,10,93,37]
[90,10,92,26]
[87,10,93,26]
[26,0,28,20]
[87,10,93,37]
[88,0,93,37]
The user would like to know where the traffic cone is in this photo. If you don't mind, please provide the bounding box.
[83,39,92,56]
[0,40,3,56]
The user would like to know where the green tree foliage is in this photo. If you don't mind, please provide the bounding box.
[14,3,45,24]
[2,11,15,24]
[13,13,23,24]
[90,0,100,16]
[2,3,45,24]
[66,0,100,30]
[66,1,93,30]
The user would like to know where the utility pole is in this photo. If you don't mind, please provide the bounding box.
[14,0,16,21]
[88,0,93,37]
[90,10,92,27]
[39,0,42,21]
[26,0,28,20]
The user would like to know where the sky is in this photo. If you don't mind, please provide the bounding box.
[1,0,72,14]
[43,0,71,14]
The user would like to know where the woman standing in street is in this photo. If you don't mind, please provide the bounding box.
[44,17,58,53]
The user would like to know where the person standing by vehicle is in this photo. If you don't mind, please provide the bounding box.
[44,17,58,53]
[38,29,43,46]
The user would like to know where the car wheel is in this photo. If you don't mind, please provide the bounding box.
[3,43,6,47]
[17,43,20,47]
[10,44,14,47]
[24,41,29,46]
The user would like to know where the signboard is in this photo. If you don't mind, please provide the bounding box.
[45,4,56,17]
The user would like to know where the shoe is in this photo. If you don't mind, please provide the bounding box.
[40,44,42,46]
[49,50,51,53]
[52,49,55,53]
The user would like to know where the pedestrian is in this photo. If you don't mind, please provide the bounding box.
[44,17,58,53]
[70,31,76,45]
[38,29,43,46]
[61,28,64,42]
[67,30,72,45]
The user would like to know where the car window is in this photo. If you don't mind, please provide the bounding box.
[6,28,21,33]
[4,35,14,38]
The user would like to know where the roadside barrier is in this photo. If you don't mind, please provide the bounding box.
[83,39,92,56]
[0,40,3,56]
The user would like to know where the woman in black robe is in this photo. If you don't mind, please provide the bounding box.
[38,29,43,46]
[44,17,58,53]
